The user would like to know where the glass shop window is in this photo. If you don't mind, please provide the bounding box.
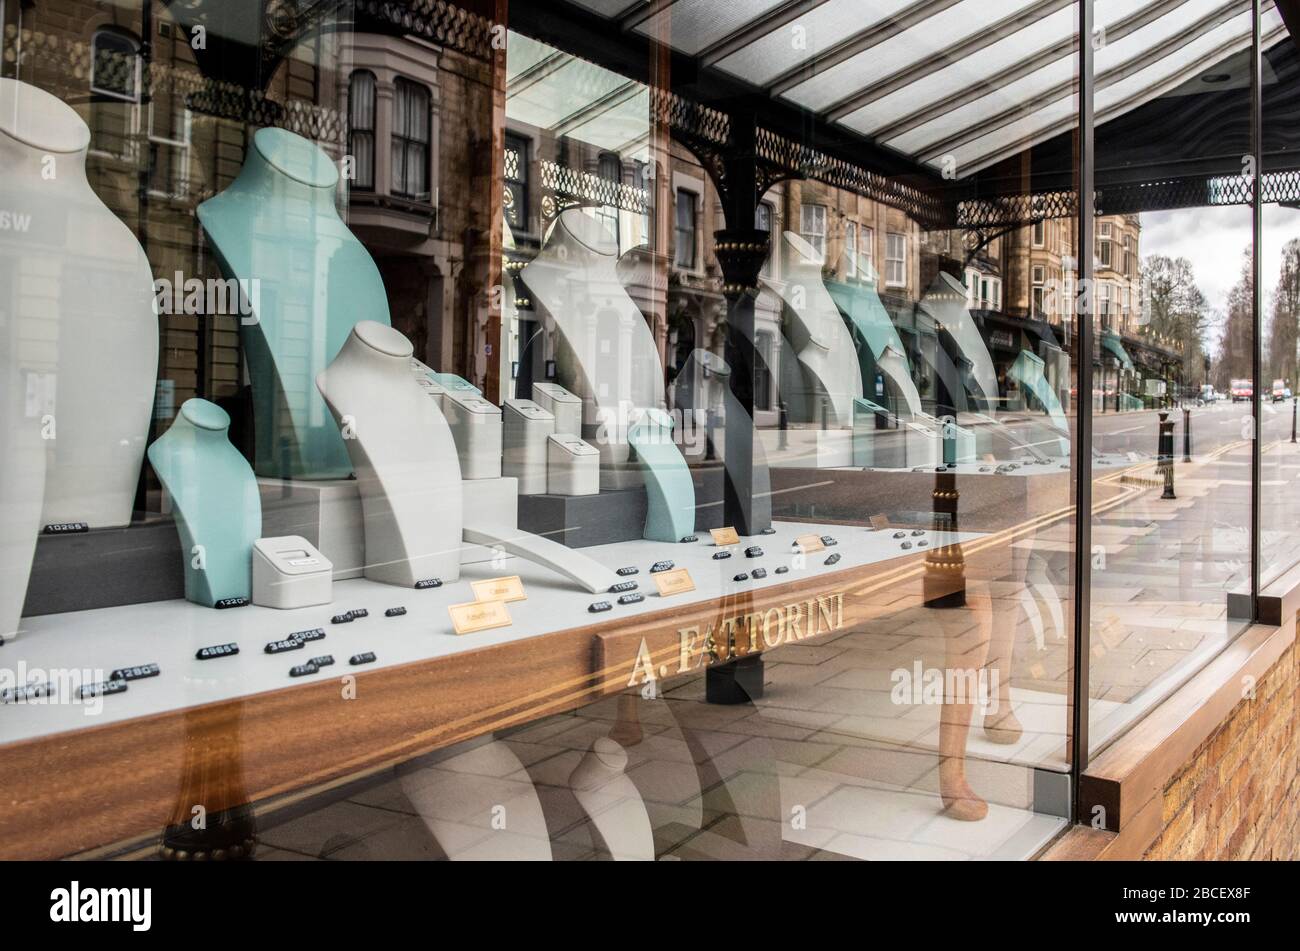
[349,71,377,191]
[800,203,827,263]
[674,188,698,269]
[885,231,906,287]
[392,77,431,201]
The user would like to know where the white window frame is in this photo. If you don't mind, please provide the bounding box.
[845,222,858,279]
[885,231,907,288]
[800,203,827,264]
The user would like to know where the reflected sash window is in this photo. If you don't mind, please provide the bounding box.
[886,232,906,288]
[392,78,431,201]
[348,71,376,191]
[800,203,827,263]
[674,189,697,270]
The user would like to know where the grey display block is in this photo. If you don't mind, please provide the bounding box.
[25,521,184,616]
[518,464,724,548]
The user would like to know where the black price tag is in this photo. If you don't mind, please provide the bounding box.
[385,607,407,617]
[349,652,376,666]
[196,643,239,660]
[289,663,319,678]
[588,601,612,613]
[110,663,159,682]
[214,597,249,610]
[291,628,326,642]
[415,578,443,589]
[265,638,304,654]
[78,680,127,699]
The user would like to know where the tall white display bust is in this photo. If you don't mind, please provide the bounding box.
[316,322,463,587]
[0,78,157,530]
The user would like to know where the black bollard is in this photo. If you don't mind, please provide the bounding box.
[1292,396,1296,444]
[1158,411,1176,500]
[777,399,788,450]
[1182,407,1192,463]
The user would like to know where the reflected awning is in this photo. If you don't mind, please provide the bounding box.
[561,0,1288,176]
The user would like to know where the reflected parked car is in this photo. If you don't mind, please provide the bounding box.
[1232,379,1253,402]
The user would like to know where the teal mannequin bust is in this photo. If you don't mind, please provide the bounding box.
[197,128,390,481]
[147,399,262,607]
[628,409,696,543]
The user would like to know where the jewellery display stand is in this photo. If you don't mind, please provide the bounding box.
[316,321,463,587]
[146,399,262,607]
[444,390,503,480]
[518,209,666,467]
[676,349,773,530]
[531,382,583,438]
[502,399,555,495]
[567,737,654,861]
[918,272,999,408]
[0,319,45,640]
[826,253,923,418]
[251,535,332,609]
[0,79,157,530]
[766,231,863,428]
[410,358,449,410]
[198,127,388,481]
[627,409,695,543]
[399,739,552,860]
[1009,349,1070,457]
[547,434,600,496]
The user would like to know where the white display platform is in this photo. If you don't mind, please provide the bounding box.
[0,520,982,745]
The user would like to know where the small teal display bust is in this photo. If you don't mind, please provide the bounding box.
[147,399,262,607]
[628,409,696,542]
[197,128,390,481]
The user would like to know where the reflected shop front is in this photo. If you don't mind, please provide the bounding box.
[1,0,1299,864]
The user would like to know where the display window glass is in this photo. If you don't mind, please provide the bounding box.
[0,0,1295,865]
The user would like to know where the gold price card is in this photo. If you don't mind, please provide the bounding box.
[652,567,696,597]
[869,514,889,531]
[471,575,527,603]
[448,599,512,635]
[794,533,826,553]
[710,526,740,547]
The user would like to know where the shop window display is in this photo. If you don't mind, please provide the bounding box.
[0,0,1296,867]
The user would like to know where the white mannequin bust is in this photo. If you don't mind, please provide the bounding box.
[768,231,863,427]
[519,209,666,465]
[316,321,463,586]
[0,78,157,529]
[568,737,654,861]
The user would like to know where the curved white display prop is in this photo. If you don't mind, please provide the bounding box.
[568,737,655,861]
[918,272,999,407]
[399,740,552,860]
[316,322,463,587]
[0,330,44,641]
[461,523,618,594]
[518,209,666,465]
[0,79,157,530]
[767,231,862,427]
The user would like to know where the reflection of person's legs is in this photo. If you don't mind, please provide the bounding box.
[983,589,1023,744]
[938,585,991,821]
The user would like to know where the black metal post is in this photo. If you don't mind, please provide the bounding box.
[1069,0,1096,800]
[1250,0,1263,621]
[1158,411,1176,499]
[1291,396,1296,444]
[1182,406,1192,463]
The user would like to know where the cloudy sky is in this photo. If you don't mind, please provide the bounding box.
[1140,203,1300,354]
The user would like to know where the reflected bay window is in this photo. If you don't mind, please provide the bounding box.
[886,231,907,287]
[800,203,827,262]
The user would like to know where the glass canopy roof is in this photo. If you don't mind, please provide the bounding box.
[560,0,1287,175]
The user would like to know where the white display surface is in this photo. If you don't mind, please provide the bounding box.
[0,521,981,744]
[766,231,863,427]
[0,79,157,529]
[316,321,463,586]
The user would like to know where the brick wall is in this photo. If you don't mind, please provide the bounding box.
[1143,640,1300,859]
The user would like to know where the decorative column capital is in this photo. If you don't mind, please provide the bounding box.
[713,228,770,299]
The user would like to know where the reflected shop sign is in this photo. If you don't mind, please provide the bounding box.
[599,589,849,689]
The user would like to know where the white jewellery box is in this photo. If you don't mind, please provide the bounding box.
[252,535,334,609]
[444,390,504,480]
[547,434,599,496]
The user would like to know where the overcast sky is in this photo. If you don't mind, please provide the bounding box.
[1141,204,1300,354]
